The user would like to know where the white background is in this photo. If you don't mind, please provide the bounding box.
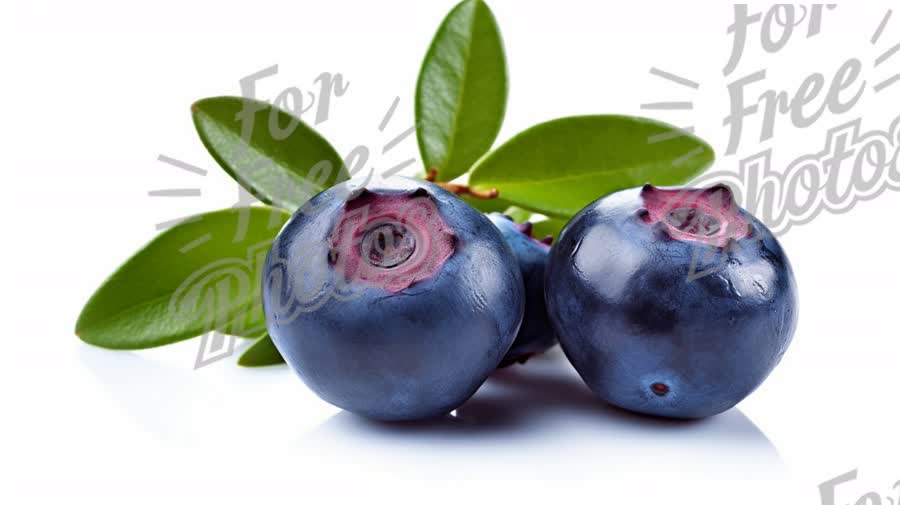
[3,1,899,504]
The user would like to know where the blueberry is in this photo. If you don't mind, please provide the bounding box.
[262,176,524,421]
[487,213,557,366]
[545,184,798,419]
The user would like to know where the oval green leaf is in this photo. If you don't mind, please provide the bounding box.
[469,115,715,217]
[460,194,512,214]
[192,96,347,210]
[76,206,291,349]
[238,334,285,367]
[416,0,507,182]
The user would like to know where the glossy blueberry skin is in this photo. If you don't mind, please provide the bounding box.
[545,186,798,419]
[263,176,524,421]
[487,213,557,366]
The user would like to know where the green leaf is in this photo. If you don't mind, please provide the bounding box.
[238,334,285,367]
[416,0,507,182]
[469,116,715,218]
[532,218,568,241]
[192,96,348,210]
[460,194,512,214]
[503,206,531,223]
[76,207,291,349]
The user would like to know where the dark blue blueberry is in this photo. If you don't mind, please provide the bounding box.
[545,184,798,419]
[263,176,524,421]
[487,213,557,366]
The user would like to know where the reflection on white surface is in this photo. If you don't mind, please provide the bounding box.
[302,349,788,504]
[312,349,780,459]
[78,342,789,504]
[77,339,329,446]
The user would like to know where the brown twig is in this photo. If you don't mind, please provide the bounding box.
[424,168,499,199]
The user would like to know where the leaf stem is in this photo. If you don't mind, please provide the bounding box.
[424,168,499,200]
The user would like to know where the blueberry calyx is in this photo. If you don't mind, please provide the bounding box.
[664,207,722,237]
[639,183,751,247]
[360,222,417,268]
[328,190,455,292]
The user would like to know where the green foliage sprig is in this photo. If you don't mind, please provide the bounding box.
[76,0,714,366]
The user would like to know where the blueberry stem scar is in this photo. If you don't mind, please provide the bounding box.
[425,168,499,199]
